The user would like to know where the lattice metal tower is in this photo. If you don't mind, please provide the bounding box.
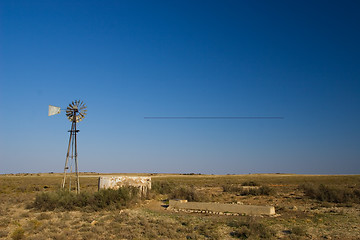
[48,100,87,193]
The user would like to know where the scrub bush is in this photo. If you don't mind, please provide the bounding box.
[241,181,259,186]
[11,227,25,240]
[228,218,275,239]
[32,187,139,211]
[169,186,209,202]
[300,184,360,203]
[222,185,274,196]
[151,180,176,194]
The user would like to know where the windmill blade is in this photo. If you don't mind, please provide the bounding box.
[76,115,83,122]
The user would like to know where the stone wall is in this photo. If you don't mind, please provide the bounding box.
[98,176,151,197]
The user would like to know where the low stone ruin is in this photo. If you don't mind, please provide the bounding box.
[98,176,151,197]
[169,199,275,216]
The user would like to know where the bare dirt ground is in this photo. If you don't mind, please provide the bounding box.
[0,173,359,239]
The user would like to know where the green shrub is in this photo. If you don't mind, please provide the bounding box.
[152,181,209,202]
[90,186,139,210]
[151,181,175,194]
[32,187,140,211]
[169,186,209,202]
[33,190,77,211]
[300,184,360,204]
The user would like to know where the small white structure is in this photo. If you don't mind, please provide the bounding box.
[98,176,151,197]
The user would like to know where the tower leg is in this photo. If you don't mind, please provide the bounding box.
[74,121,80,194]
[62,122,74,189]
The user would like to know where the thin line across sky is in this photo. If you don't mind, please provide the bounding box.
[144,117,284,119]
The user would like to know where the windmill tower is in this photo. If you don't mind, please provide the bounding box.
[48,100,87,193]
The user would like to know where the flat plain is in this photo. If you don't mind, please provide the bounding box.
[0,173,359,239]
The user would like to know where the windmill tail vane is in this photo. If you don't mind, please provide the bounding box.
[48,100,87,194]
[48,105,61,116]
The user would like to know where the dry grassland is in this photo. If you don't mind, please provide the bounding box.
[0,173,359,239]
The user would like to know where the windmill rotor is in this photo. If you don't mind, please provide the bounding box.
[66,100,87,123]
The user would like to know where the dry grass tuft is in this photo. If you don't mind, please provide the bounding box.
[291,226,306,236]
[11,227,25,240]
[228,217,275,239]
[36,212,52,220]
[0,230,9,238]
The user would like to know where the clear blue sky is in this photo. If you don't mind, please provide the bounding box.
[1,0,359,174]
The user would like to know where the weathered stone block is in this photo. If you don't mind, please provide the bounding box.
[98,176,151,197]
[169,200,275,215]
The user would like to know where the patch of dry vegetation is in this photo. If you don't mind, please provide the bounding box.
[222,181,274,197]
[228,218,275,239]
[300,183,360,204]
[152,181,209,201]
[10,227,25,240]
[31,187,140,211]
[151,180,175,195]
[0,173,359,239]
[241,181,260,186]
